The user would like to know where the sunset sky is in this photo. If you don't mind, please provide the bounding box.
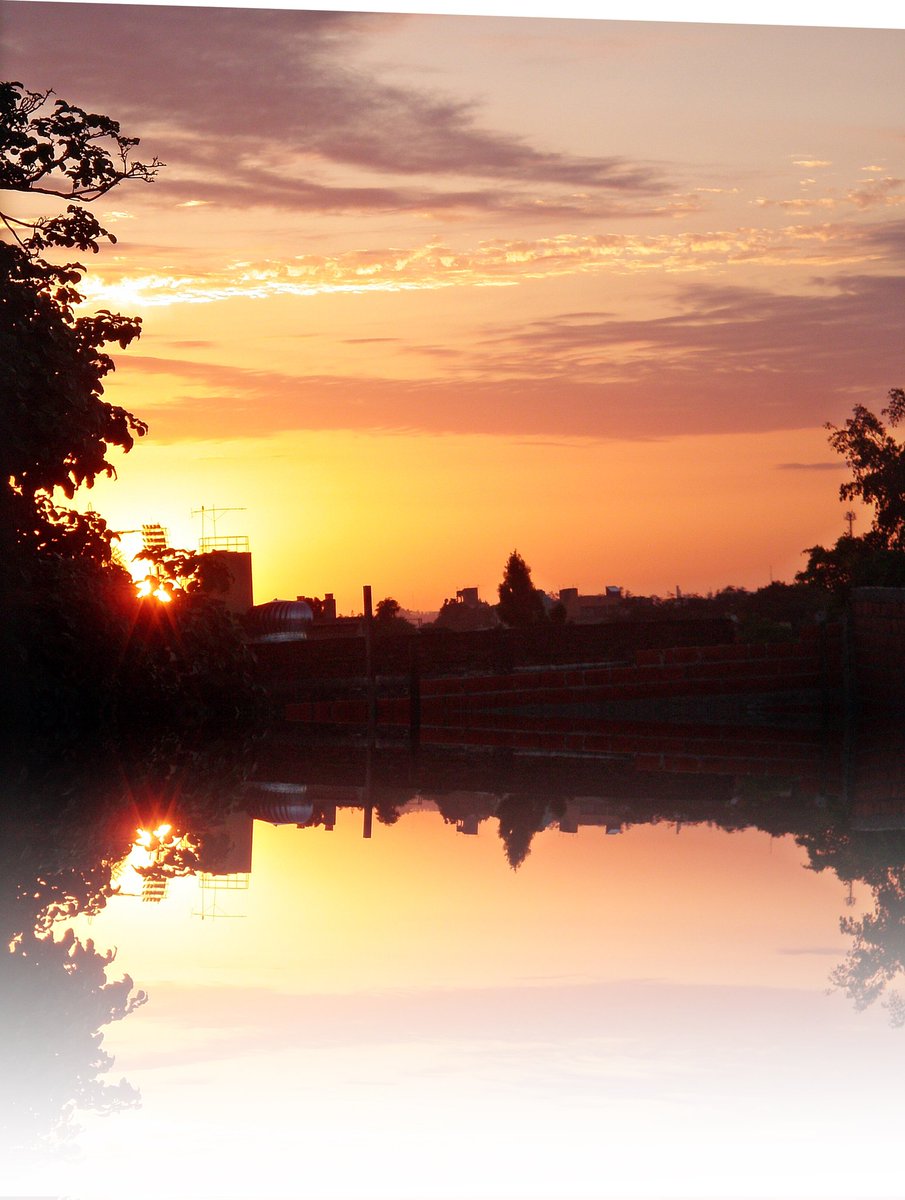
[5,1,905,610]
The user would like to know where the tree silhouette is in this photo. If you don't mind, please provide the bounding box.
[434,596,498,631]
[797,531,905,595]
[797,389,905,593]
[828,389,905,549]
[2,83,260,743]
[373,596,414,632]
[375,597,401,622]
[497,550,547,627]
[1,81,160,565]
[1,81,160,201]
[495,794,565,870]
[1,81,159,744]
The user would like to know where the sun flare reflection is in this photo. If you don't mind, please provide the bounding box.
[112,824,201,901]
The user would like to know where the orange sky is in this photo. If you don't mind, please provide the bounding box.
[5,1,905,610]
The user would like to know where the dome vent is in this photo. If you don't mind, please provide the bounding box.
[245,599,314,642]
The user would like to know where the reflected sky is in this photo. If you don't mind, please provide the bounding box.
[5,751,903,1200]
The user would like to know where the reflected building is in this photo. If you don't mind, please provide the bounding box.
[557,798,625,835]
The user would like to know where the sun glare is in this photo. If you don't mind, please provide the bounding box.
[112,824,199,896]
[135,576,173,603]
[135,823,174,850]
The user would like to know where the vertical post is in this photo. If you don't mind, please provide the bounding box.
[409,637,421,747]
[363,585,376,739]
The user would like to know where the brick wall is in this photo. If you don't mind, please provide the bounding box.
[285,627,844,754]
[254,615,735,695]
[851,587,905,712]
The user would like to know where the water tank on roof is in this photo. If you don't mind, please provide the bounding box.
[245,599,314,642]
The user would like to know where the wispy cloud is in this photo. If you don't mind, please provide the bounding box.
[754,177,905,214]
[776,462,844,472]
[482,274,905,383]
[4,4,670,217]
[115,274,904,444]
[81,221,887,310]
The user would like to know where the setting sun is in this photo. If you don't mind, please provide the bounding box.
[135,576,173,603]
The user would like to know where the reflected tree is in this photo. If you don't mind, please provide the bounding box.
[0,842,146,1155]
[1,926,146,1154]
[0,735,257,1152]
[496,794,565,870]
[830,867,905,1025]
[799,826,905,1024]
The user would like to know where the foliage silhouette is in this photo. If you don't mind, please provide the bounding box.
[496,794,565,870]
[374,596,414,632]
[831,869,905,1024]
[434,595,499,631]
[797,532,905,596]
[0,81,160,201]
[375,596,401,622]
[497,550,547,628]
[797,389,905,594]
[798,825,905,1024]
[828,389,905,549]
[1,926,146,1154]
[1,82,260,744]
[0,733,258,1151]
[1,81,159,565]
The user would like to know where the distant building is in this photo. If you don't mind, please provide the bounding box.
[558,585,622,624]
[205,548,254,616]
[456,587,481,607]
[290,592,365,638]
[435,588,499,631]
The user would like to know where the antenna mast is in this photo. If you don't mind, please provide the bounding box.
[191,505,248,552]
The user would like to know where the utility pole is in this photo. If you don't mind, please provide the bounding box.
[363,585,376,739]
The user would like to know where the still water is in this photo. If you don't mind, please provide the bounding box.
[2,729,904,1200]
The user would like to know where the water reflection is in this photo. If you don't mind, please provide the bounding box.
[0,739,252,1162]
[3,722,905,1197]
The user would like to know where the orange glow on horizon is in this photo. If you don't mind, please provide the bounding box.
[88,425,851,614]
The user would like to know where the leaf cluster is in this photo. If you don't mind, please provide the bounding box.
[0,237,146,506]
[1,81,160,201]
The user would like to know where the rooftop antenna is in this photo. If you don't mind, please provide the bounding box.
[844,510,857,538]
[191,504,247,552]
